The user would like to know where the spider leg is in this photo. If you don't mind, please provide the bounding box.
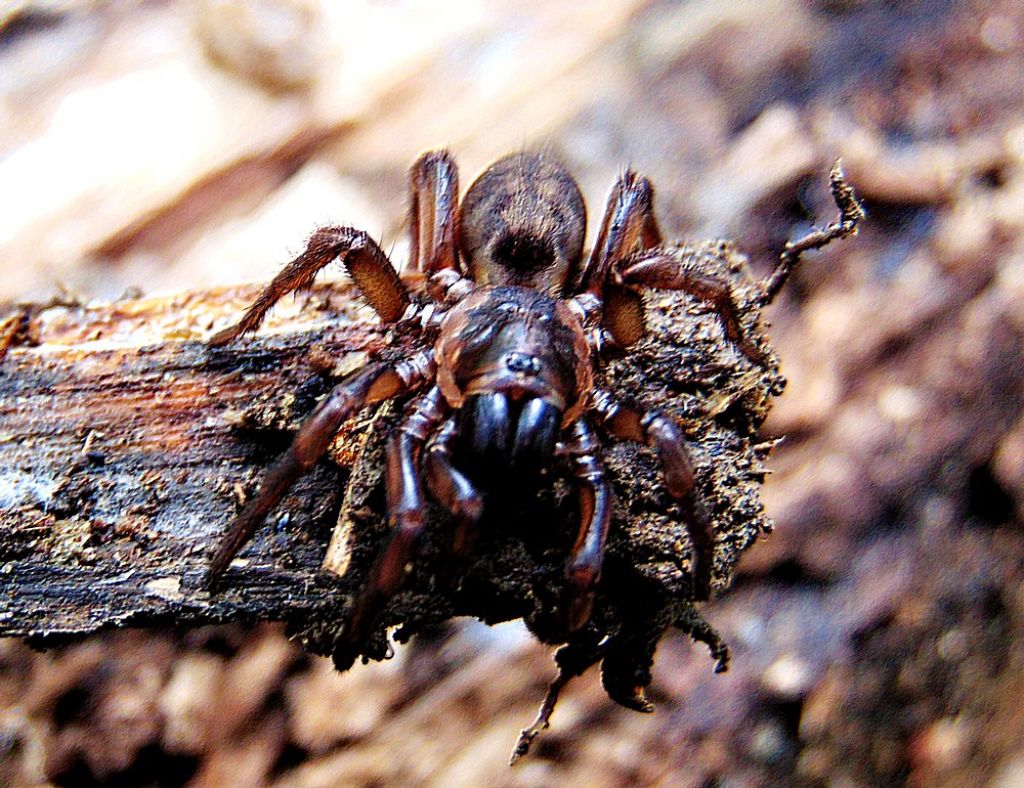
[339,386,448,653]
[409,150,460,277]
[408,150,475,305]
[615,247,765,365]
[759,160,864,304]
[209,226,410,345]
[563,418,613,631]
[423,416,483,558]
[205,354,433,589]
[580,170,662,295]
[592,391,713,600]
[570,170,662,346]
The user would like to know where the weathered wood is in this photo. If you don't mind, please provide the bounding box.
[0,241,795,768]
[0,282,384,640]
[0,244,781,677]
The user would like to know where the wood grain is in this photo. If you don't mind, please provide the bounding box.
[0,283,384,640]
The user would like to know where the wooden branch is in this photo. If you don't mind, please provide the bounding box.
[0,282,383,640]
[0,247,781,713]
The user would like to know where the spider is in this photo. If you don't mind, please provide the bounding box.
[205,150,862,656]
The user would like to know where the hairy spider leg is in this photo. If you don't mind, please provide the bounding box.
[592,391,714,600]
[759,160,865,304]
[563,419,614,631]
[571,170,663,346]
[209,227,410,345]
[205,357,431,589]
[614,247,766,365]
[409,150,461,276]
[423,416,483,558]
[581,169,662,293]
[408,150,478,306]
[338,386,448,654]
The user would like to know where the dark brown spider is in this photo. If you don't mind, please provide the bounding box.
[204,150,861,736]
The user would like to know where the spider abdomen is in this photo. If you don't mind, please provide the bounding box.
[457,152,587,295]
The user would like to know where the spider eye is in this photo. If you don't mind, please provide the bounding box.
[504,352,541,376]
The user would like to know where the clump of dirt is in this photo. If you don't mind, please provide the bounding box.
[289,239,791,758]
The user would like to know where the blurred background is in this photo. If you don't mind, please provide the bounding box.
[2,0,1024,785]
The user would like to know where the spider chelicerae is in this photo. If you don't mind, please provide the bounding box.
[204,149,861,704]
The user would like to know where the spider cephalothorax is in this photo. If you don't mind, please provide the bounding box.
[205,149,861,671]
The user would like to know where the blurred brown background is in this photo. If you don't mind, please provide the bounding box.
[3,0,1024,785]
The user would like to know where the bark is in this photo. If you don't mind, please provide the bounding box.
[0,283,382,641]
